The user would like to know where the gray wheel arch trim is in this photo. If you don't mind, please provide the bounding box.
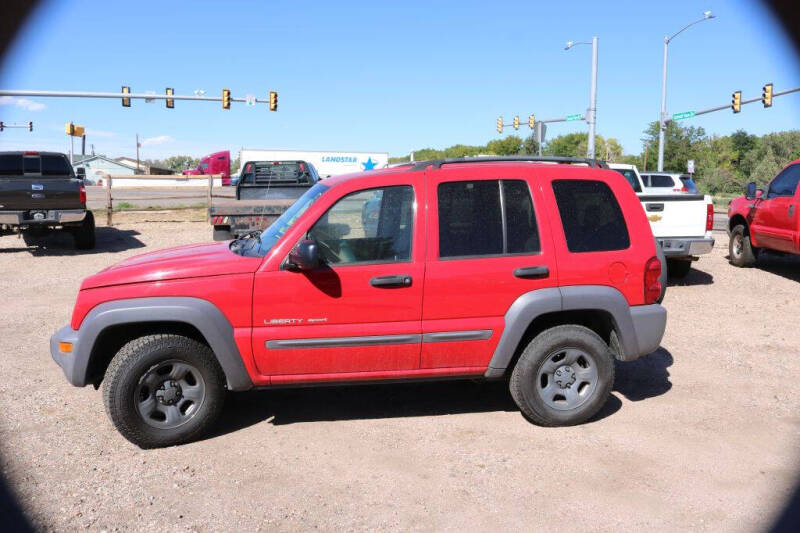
[52,297,253,391]
[484,285,665,378]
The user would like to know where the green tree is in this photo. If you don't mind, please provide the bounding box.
[486,135,523,155]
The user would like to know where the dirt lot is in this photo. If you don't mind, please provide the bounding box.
[1,214,799,531]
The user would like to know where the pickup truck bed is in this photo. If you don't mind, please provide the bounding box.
[208,160,320,240]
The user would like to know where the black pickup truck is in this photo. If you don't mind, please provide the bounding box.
[0,151,95,249]
[209,160,321,240]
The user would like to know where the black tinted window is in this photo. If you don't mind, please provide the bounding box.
[613,169,642,192]
[503,180,540,254]
[552,180,630,253]
[23,156,39,173]
[650,174,675,187]
[40,155,72,176]
[438,181,503,257]
[0,155,23,175]
[769,164,800,197]
[310,186,414,264]
[438,179,539,258]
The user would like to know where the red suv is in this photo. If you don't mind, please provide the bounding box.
[727,159,800,266]
[51,157,667,448]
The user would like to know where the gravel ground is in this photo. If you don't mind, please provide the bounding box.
[1,216,799,531]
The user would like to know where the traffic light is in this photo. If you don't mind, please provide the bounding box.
[762,83,773,108]
[0,121,4,132]
[529,114,535,129]
[513,116,520,130]
[73,125,85,137]
[222,88,231,109]
[121,86,131,107]
[731,90,742,113]
[65,122,74,135]
[496,117,503,134]
[28,121,32,132]
[269,90,278,111]
[165,87,174,109]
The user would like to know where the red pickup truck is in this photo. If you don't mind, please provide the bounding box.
[727,159,800,266]
[50,156,667,448]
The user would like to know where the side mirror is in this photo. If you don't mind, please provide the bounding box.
[745,182,756,200]
[288,239,319,271]
[755,189,764,198]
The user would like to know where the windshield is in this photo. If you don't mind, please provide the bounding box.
[236,183,329,257]
[612,169,642,192]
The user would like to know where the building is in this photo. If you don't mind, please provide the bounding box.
[114,157,174,175]
[72,155,142,182]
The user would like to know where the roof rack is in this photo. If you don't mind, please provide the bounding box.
[410,155,608,171]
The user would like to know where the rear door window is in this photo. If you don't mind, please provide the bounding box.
[437,179,540,258]
[552,180,630,253]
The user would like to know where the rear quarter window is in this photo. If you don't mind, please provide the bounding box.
[552,179,630,253]
[649,174,675,188]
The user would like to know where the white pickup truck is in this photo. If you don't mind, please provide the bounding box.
[610,163,714,278]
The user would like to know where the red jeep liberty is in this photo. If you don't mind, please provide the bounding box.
[51,157,667,448]
[727,158,800,266]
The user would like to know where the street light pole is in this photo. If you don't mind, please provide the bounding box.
[588,36,598,160]
[656,11,715,171]
[565,37,599,159]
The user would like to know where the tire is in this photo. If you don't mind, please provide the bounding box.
[666,258,692,278]
[729,224,756,267]
[509,325,615,427]
[213,227,233,241]
[72,211,96,250]
[102,334,226,448]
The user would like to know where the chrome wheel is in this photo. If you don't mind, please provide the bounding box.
[731,233,743,258]
[135,359,206,429]
[536,348,599,411]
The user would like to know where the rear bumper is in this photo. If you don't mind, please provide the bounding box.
[0,209,86,226]
[656,236,714,257]
[50,325,87,387]
[629,304,667,358]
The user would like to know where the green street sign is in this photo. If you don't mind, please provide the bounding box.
[566,113,582,121]
[672,110,695,121]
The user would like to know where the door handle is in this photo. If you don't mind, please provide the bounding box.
[370,275,412,288]
[645,203,664,212]
[514,266,549,279]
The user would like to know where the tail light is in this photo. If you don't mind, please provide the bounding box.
[644,256,662,304]
[705,203,714,232]
[79,184,86,204]
[681,186,688,192]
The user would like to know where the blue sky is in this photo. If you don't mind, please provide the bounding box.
[0,0,798,160]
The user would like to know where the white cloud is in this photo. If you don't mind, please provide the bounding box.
[140,135,174,146]
[0,96,46,111]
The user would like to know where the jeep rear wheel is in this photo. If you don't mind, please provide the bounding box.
[102,334,226,448]
[729,224,756,267]
[510,325,614,426]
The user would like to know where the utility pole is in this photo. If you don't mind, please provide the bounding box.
[565,37,598,159]
[81,135,86,156]
[643,140,650,172]
[136,133,140,171]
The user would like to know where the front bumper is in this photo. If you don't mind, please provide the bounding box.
[50,325,87,387]
[0,209,87,226]
[656,236,714,258]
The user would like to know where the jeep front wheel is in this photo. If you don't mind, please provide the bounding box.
[102,334,226,448]
[510,325,614,426]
